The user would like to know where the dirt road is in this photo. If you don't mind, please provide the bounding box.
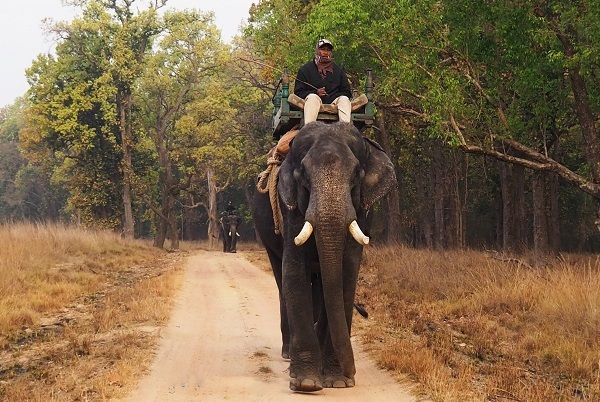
[122,251,418,402]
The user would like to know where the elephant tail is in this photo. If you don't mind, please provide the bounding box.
[354,303,368,319]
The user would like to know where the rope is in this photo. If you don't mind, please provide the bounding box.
[256,150,285,235]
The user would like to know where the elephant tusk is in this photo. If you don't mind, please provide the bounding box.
[294,221,313,246]
[236,233,240,237]
[228,232,231,236]
[349,220,369,245]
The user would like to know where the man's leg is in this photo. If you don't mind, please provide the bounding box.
[304,93,322,124]
[333,96,351,123]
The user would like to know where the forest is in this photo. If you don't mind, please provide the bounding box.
[1,0,600,255]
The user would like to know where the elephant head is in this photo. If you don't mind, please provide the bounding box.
[277,121,396,388]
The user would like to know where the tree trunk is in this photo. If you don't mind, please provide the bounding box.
[183,195,196,241]
[432,143,445,249]
[495,191,503,250]
[374,110,401,243]
[500,162,526,252]
[244,180,258,242]
[152,117,181,250]
[168,209,179,249]
[446,150,466,248]
[546,173,560,252]
[415,163,433,248]
[207,167,220,250]
[532,171,549,258]
[154,215,168,248]
[119,93,135,238]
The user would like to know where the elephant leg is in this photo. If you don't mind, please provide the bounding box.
[265,248,290,359]
[221,225,228,252]
[230,232,238,252]
[226,234,232,252]
[283,243,322,391]
[314,286,355,388]
[312,278,344,386]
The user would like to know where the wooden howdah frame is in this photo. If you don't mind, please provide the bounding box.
[271,69,375,139]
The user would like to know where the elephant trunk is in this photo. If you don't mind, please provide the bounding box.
[311,194,356,378]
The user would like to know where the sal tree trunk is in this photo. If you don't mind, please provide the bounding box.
[207,167,220,250]
[532,171,549,258]
[374,111,401,243]
[119,92,135,238]
[547,174,560,251]
[500,161,526,253]
[432,143,445,249]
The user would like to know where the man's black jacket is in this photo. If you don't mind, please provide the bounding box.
[294,60,352,104]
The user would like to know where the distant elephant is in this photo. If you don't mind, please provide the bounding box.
[253,122,396,392]
[220,213,241,253]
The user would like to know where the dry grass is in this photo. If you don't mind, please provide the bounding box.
[356,245,600,401]
[0,222,152,340]
[0,222,184,401]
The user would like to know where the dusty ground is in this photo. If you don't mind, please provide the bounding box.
[122,251,418,402]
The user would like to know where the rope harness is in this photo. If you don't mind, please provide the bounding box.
[256,150,285,235]
[256,128,299,235]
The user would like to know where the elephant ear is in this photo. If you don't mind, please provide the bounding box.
[278,157,297,210]
[361,137,397,211]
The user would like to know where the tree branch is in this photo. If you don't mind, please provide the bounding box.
[449,114,600,199]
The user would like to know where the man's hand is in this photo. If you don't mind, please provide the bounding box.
[317,87,328,97]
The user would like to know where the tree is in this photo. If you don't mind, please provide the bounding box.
[22,4,124,229]
[174,76,246,249]
[1,100,65,221]
[136,9,224,248]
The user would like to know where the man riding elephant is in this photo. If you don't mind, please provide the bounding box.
[220,202,241,253]
[294,38,352,125]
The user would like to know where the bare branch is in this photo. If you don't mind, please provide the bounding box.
[449,115,600,199]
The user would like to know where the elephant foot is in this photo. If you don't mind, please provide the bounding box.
[289,377,323,393]
[322,375,355,388]
[322,360,355,388]
[281,344,290,360]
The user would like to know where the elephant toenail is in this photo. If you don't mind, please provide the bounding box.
[301,379,316,388]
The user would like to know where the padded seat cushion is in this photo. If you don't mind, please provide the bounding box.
[287,93,369,114]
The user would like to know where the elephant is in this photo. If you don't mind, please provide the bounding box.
[220,212,241,252]
[252,122,396,392]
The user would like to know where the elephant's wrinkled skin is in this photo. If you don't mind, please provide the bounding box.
[253,122,396,392]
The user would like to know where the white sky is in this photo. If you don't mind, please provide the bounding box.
[0,0,256,108]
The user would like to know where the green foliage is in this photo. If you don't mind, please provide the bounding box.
[5,0,598,248]
[0,100,66,221]
[242,0,600,250]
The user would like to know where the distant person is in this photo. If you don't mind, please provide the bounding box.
[294,38,352,124]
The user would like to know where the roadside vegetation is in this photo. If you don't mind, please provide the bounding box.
[355,245,600,402]
[0,223,183,400]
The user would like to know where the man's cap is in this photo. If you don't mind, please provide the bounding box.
[317,38,333,50]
